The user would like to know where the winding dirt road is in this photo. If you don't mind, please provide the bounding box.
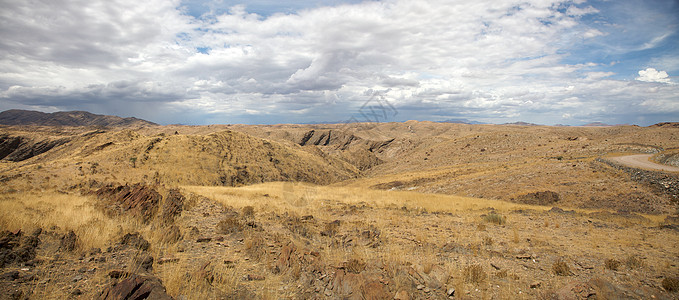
[609,154,679,172]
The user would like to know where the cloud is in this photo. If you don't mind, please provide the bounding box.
[636,68,671,83]
[0,0,678,125]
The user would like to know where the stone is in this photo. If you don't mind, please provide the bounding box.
[530,281,541,289]
[120,233,150,251]
[447,288,455,297]
[416,284,425,290]
[60,230,78,252]
[394,290,410,300]
[98,274,172,300]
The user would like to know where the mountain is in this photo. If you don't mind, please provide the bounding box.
[0,109,157,127]
[439,118,485,124]
[502,121,541,126]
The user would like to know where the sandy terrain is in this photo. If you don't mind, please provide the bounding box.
[609,154,679,172]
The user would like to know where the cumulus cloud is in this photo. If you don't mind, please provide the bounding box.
[0,0,678,125]
[636,68,671,83]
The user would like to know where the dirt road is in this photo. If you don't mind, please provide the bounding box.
[609,154,679,172]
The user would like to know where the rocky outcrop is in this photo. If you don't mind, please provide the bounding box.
[0,134,70,162]
[0,228,41,268]
[98,274,172,300]
[598,158,679,202]
[95,184,162,223]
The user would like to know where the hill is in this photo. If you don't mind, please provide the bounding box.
[0,121,678,299]
[0,109,157,127]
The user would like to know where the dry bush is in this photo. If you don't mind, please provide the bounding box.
[242,206,255,219]
[244,233,267,261]
[216,217,243,234]
[483,236,493,246]
[625,255,644,270]
[463,264,487,284]
[483,213,506,225]
[662,277,679,292]
[604,259,621,271]
[552,259,571,276]
[346,258,366,274]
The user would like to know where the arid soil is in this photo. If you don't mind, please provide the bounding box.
[0,121,678,299]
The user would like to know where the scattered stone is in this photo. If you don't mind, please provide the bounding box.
[134,253,154,272]
[416,284,425,290]
[530,281,541,289]
[157,257,180,265]
[244,274,265,281]
[98,274,172,300]
[72,275,83,282]
[1,271,20,281]
[196,237,212,243]
[447,288,455,297]
[59,230,78,252]
[120,233,150,251]
[71,288,82,296]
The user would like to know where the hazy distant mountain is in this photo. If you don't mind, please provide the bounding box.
[580,122,612,127]
[0,109,157,127]
[502,121,541,126]
[439,118,485,124]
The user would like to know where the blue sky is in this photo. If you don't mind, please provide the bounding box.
[0,0,677,126]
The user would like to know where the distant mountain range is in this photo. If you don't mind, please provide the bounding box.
[0,109,157,127]
[439,118,486,125]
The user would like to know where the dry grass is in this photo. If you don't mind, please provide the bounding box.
[0,191,139,251]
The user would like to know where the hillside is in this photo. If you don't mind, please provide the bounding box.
[0,109,157,127]
[0,121,678,299]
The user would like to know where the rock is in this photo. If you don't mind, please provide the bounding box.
[1,271,20,281]
[196,237,212,243]
[530,281,541,288]
[98,274,172,300]
[120,233,150,251]
[244,274,265,281]
[416,284,425,290]
[160,189,184,224]
[72,275,83,282]
[134,253,154,272]
[60,230,78,252]
[361,280,390,299]
[71,288,83,296]
[447,288,455,297]
[95,184,162,223]
[157,257,180,265]
[108,269,131,279]
[394,290,410,300]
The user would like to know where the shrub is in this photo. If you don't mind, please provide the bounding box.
[604,259,621,271]
[662,277,679,292]
[483,213,506,225]
[625,255,643,270]
[552,259,571,276]
[463,264,487,284]
[242,206,255,219]
[216,217,242,234]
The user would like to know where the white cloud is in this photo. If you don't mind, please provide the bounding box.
[636,68,671,83]
[0,0,677,125]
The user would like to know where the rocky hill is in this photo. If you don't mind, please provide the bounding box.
[0,109,157,127]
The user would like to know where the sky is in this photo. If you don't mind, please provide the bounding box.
[0,0,677,126]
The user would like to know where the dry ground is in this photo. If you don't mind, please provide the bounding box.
[0,121,678,299]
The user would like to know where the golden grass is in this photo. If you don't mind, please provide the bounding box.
[182,182,552,215]
[0,191,138,251]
